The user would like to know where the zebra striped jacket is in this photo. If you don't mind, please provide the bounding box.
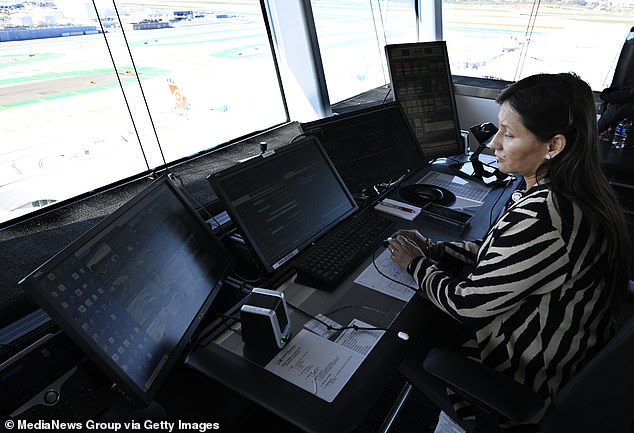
[408,183,614,427]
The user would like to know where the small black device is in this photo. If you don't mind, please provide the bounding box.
[19,176,232,407]
[420,202,472,227]
[240,288,291,351]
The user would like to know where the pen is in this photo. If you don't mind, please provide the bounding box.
[380,201,415,213]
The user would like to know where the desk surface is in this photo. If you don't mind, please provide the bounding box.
[186,164,520,433]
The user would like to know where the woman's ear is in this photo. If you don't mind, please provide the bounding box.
[547,134,567,159]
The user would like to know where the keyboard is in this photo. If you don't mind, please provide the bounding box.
[294,211,395,290]
[419,171,490,203]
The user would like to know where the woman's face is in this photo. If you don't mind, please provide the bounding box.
[489,102,550,186]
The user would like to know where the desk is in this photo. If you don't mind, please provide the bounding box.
[186,167,520,433]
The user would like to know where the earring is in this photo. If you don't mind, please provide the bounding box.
[545,154,552,160]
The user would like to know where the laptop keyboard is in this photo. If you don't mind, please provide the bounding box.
[294,211,394,290]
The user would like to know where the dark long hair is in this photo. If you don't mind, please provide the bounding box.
[497,72,632,306]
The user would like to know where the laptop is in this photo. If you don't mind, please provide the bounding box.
[19,176,232,407]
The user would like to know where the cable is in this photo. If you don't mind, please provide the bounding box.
[229,267,270,286]
[92,1,151,173]
[381,86,392,104]
[371,246,420,292]
[369,0,388,85]
[110,1,170,175]
[324,304,391,316]
[514,0,541,81]
[225,249,413,340]
[217,312,241,327]
[285,299,409,340]
[95,5,215,239]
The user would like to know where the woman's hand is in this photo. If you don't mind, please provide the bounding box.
[390,229,443,261]
[388,235,424,269]
[392,229,428,251]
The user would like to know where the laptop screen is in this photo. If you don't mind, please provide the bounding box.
[19,176,232,406]
[385,41,463,160]
[299,102,428,196]
[208,136,358,274]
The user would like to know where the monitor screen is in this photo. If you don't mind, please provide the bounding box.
[299,102,428,196]
[208,136,358,274]
[19,176,232,406]
[385,41,463,160]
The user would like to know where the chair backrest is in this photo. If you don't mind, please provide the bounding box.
[539,311,634,433]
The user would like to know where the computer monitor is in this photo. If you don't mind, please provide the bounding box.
[299,101,428,196]
[385,41,463,160]
[208,136,358,274]
[19,176,232,406]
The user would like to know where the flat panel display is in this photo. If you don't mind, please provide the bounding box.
[19,176,232,406]
[208,136,358,274]
[385,41,463,160]
[299,102,428,196]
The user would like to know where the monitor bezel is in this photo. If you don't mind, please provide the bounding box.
[384,41,464,160]
[18,176,233,407]
[208,136,359,275]
[299,101,428,195]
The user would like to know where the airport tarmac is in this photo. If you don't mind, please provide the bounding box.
[0,16,286,223]
[1,2,631,224]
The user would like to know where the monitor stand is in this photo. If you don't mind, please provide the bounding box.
[451,122,515,186]
[450,157,514,187]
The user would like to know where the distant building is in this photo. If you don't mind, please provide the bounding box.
[132,20,170,30]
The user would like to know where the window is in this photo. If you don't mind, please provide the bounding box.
[0,0,287,226]
[442,0,634,91]
[310,0,417,104]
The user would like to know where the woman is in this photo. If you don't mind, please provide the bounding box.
[389,72,632,430]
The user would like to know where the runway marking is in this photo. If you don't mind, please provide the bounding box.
[1,67,168,109]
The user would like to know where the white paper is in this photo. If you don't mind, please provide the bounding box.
[334,319,384,356]
[434,411,466,433]
[303,314,342,339]
[265,329,364,402]
[354,248,417,301]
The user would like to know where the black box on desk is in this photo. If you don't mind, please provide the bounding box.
[240,288,291,351]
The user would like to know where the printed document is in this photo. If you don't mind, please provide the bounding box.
[334,319,384,356]
[265,329,363,402]
[354,248,417,301]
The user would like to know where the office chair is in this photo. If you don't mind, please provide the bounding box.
[400,282,634,433]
